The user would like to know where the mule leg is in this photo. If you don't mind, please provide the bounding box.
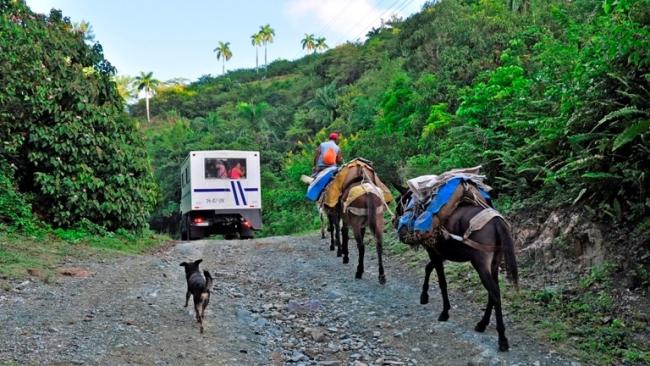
[320,211,326,239]
[334,216,342,257]
[375,230,386,285]
[342,221,350,264]
[434,260,451,321]
[421,262,435,305]
[475,296,493,332]
[328,215,335,251]
[354,227,365,279]
[475,260,498,332]
[475,262,509,351]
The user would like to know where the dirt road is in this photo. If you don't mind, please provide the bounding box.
[0,235,578,365]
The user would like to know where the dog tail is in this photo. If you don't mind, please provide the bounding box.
[203,270,213,290]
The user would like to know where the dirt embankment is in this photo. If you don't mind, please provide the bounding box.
[0,235,579,365]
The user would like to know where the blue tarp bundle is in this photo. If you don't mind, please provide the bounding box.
[305,166,338,201]
[397,177,490,233]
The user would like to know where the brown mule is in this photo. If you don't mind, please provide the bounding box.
[394,187,519,351]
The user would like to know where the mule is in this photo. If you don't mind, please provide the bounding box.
[340,180,387,284]
[394,187,519,351]
[324,163,388,284]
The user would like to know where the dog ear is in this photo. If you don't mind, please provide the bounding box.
[195,259,203,265]
[179,262,187,267]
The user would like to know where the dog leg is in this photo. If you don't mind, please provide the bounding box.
[184,290,190,307]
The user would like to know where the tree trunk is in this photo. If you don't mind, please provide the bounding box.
[264,44,268,71]
[255,47,259,73]
[223,58,225,75]
[145,94,150,123]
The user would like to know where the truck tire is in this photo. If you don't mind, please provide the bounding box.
[180,215,189,241]
[239,227,254,240]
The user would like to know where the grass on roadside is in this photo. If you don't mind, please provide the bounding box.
[0,226,168,284]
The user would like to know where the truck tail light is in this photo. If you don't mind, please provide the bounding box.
[193,217,204,224]
[242,220,252,229]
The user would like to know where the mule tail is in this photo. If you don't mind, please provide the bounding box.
[497,220,519,291]
[203,270,214,290]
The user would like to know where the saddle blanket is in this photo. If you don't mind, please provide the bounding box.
[306,166,339,201]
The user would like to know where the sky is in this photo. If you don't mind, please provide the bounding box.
[26,0,429,82]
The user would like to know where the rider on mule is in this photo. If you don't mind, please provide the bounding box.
[313,132,343,175]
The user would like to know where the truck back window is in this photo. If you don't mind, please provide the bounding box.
[205,158,247,179]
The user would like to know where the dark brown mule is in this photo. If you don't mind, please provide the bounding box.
[341,180,387,284]
[324,164,388,284]
[394,188,519,351]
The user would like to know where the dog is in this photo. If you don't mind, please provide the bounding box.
[179,259,213,333]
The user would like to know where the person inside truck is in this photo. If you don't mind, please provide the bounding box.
[215,160,228,178]
[229,161,245,179]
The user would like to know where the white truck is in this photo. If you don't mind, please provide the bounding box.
[180,150,262,240]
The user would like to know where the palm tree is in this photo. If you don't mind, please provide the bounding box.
[315,37,328,53]
[251,32,263,72]
[213,41,233,75]
[258,24,275,70]
[134,71,159,123]
[301,33,316,54]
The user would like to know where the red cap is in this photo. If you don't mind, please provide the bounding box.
[329,132,339,140]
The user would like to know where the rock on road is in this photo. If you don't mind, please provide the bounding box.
[0,235,577,365]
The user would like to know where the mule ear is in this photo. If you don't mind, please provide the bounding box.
[180,262,187,267]
[392,183,409,195]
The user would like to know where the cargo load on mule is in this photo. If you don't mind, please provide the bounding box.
[396,166,507,250]
[304,166,338,201]
[322,158,393,209]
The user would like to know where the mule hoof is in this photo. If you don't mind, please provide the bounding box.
[355,272,363,279]
[420,293,429,305]
[498,339,509,352]
[337,251,342,257]
[474,322,487,333]
[322,235,326,239]
[329,245,335,251]
[379,275,386,285]
[343,257,349,264]
[437,312,449,322]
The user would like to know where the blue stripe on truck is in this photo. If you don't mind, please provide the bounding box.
[236,181,247,205]
[230,181,240,205]
[194,188,231,192]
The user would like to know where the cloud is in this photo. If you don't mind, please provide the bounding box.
[287,0,406,41]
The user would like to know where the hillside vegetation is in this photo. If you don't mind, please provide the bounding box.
[140,0,649,237]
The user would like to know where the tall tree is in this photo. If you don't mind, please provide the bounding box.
[315,37,328,53]
[259,24,275,70]
[135,71,159,123]
[213,41,233,75]
[251,32,263,72]
[301,33,316,54]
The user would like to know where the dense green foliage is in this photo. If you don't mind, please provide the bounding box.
[141,0,648,236]
[0,0,156,230]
